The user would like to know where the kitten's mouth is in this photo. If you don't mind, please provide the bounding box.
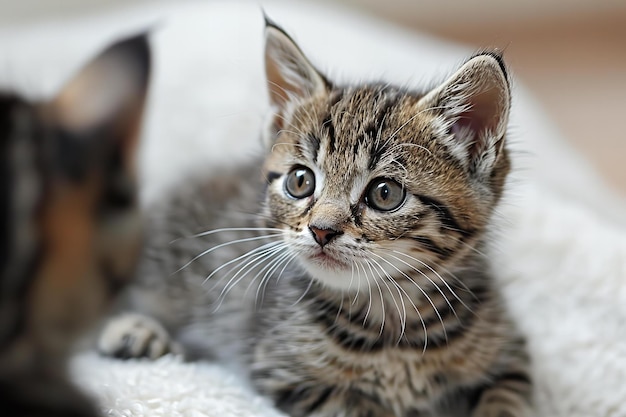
[307,250,348,270]
[297,249,359,290]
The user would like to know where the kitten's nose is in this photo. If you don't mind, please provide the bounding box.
[309,226,342,247]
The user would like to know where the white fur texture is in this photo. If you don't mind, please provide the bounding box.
[2,1,625,416]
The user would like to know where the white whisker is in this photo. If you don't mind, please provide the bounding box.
[364,265,374,327]
[359,261,385,339]
[366,260,405,345]
[203,241,286,287]
[351,261,361,306]
[454,236,489,259]
[390,249,475,314]
[366,258,408,344]
[368,252,432,351]
[335,287,346,325]
[175,233,284,274]
[171,227,284,242]
[292,275,314,307]
[254,247,295,308]
[377,249,457,320]
[213,243,288,311]
[275,252,298,285]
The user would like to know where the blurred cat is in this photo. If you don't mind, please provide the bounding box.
[0,34,150,416]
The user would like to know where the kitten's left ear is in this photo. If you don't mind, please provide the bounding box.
[264,17,330,125]
[419,52,510,176]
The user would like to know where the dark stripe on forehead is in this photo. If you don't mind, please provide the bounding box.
[322,111,336,154]
[321,90,344,155]
[368,90,399,170]
[306,134,320,164]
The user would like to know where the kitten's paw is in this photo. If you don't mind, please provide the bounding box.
[98,313,182,360]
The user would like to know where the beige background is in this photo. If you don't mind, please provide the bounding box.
[2,0,625,196]
[344,0,626,197]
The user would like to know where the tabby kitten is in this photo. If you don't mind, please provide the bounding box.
[100,21,532,417]
[0,35,150,416]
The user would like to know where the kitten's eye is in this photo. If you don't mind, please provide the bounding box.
[365,178,406,212]
[285,166,316,199]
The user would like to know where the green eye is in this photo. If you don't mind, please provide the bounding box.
[365,178,406,212]
[285,166,316,199]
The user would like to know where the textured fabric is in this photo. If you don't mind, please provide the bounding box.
[2,1,624,416]
[71,353,286,417]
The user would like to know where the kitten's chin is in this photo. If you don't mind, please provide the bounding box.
[297,253,363,292]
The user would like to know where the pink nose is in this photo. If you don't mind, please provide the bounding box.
[309,226,342,247]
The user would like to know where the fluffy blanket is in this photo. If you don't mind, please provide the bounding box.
[2,1,624,416]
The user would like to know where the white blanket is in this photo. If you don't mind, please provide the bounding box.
[2,1,625,416]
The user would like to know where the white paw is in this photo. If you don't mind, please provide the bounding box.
[98,313,182,359]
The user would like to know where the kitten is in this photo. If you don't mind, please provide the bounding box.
[100,20,532,417]
[0,35,150,416]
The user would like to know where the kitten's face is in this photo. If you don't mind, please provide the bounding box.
[0,35,150,353]
[262,24,510,292]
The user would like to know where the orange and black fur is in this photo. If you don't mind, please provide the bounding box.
[0,35,150,416]
[100,20,532,417]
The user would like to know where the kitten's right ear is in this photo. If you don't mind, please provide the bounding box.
[264,17,330,122]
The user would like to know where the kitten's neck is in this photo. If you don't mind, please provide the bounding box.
[297,261,491,349]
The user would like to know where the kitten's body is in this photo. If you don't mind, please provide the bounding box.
[0,36,150,416]
[101,22,531,417]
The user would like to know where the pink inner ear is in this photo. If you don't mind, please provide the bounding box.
[464,87,500,135]
[266,58,295,111]
[449,85,502,156]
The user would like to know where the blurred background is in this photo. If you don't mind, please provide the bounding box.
[2,0,625,196]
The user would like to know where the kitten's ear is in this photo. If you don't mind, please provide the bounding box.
[48,33,151,171]
[419,52,510,176]
[264,17,330,118]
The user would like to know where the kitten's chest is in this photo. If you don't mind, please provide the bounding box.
[254,315,458,415]
[319,344,448,409]
[252,279,499,415]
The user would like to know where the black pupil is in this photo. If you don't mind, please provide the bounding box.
[377,183,389,201]
[296,170,307,189]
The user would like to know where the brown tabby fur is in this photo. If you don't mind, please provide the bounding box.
[100,20,532,417]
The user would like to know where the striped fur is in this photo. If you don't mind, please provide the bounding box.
[100,20,531,417]
[1,35,150,416]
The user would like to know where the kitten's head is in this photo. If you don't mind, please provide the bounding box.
[261,21,510,292]
[0,35,150,354]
